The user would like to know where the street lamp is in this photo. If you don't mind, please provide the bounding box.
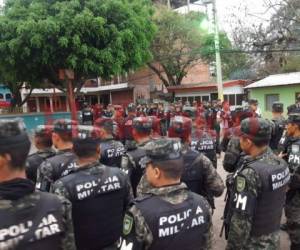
[193,0,224,101]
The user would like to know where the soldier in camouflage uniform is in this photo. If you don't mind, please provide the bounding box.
[121,116,154,197]
[168,115,224,210]
[0,119,75,249]
[223,109,253,173]
[225,118,290,250]
[284,112,300,250]
[36,119,78,192]
[53,125,132,250]
[269,102,286,153]
[95,117,126,168]
[26,125,55,183]
[119,138,212,250]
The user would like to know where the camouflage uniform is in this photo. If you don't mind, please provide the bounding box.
[225,118,290,250]
[269,102,286,153]
[223,136,243,173]
[137,144,224,208]
[0,119,75,249]
[26,148,56,183]
[121,117,154,197]
[53,125,133,250]
[36,120,78,192]
[120,139,213,250]
[284,113,300,249]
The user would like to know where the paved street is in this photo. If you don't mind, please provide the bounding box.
[29,141,291,249]
[212,154,290,250]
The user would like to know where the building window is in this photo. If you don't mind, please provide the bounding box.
[202,96,210,102]
[236,94,244,106]
[0,93,3,100]
[229,95,235,106]
[295,92,300,102]
[195,96,201,103]
[188,96,194,104]
[224,94,235,105]
[265,94,279,111]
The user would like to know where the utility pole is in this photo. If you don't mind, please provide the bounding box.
[187,0,190,12]
[212,0,223,101]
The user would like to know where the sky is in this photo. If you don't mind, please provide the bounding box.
[177,0,276,33]
[0,0,276,33]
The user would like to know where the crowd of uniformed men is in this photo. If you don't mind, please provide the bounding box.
[0,97,299,250]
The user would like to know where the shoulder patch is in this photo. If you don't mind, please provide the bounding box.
[123,214,134,235]
[236,176,246,192]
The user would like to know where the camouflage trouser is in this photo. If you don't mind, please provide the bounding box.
[285,191,300,245]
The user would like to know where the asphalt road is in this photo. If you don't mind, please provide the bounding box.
[212,154,290,250]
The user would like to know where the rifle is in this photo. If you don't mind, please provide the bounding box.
[220,174,234,239]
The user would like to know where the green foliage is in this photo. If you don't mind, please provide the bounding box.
[149,7,207,86]
[0,0,156,103]
[200,32,252,80]
[282,55,300,73]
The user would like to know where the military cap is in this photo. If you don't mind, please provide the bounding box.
[127,103,136,112]
[34,125,53,137]
[132,117,152,132]
[73,125,100,143]
[140,138,182,167]
[95,117,114,130]
[0,118,30,148]
[170,116,192,134]
[249,99,258,105]
[272,102,283,113]
[287,112,300,124]
[53,119,77,133]
[240,117,272,142]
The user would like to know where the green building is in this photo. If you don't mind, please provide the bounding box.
[245,72,300,118]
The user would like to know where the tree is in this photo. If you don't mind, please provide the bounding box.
[153,0,198,9]
[0,0,156,107]
[200,32,253,80]
[148,7,208,87]
[228,0,300,77]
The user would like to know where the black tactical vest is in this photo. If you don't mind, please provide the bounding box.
[136,192,210,250]
[26,150,56,183]
[240,160,289,237]
[127,147,147,196]
[181,149,204,195]
[0,192,64,250]
[100,139,126,168]
[82,108,93,123]
[61,164,128,250]
[287,139,300,174]
[270,118,285,150]
[52,150,77,179]
[196,135,217,168]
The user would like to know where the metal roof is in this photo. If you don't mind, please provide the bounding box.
[245,72,300,89]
